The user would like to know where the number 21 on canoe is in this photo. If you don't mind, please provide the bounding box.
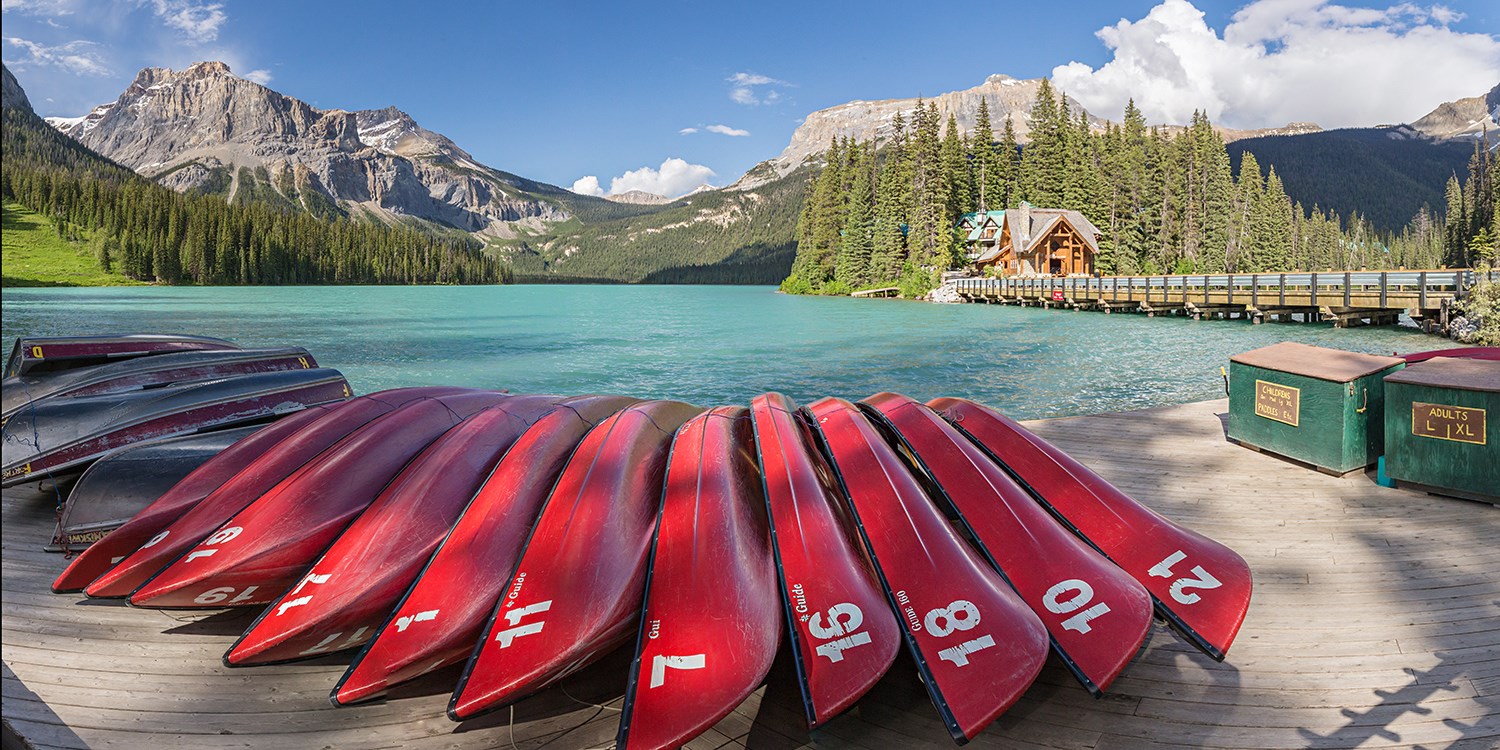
[806,397,1048,743]
[928,397,1252,661]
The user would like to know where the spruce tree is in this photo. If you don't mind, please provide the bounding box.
[973,98,1003,211]
[941,113,973,220]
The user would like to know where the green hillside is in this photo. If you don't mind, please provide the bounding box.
[2,199,145,287]
[1229,128,1475,232]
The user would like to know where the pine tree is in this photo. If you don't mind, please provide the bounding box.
[836,141,876,287]
[973,98,1003,211]
[871,112,913,281]
[941,112,973,221]
[998,114,1020,209]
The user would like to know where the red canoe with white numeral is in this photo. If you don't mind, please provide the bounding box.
[862,392,1152,695]
[332,395,638,706]
[805,397,1048,743]
[128,391,519,609]
[447,399,702,721]
[53,402,339,593]
[928,397,1252,661]
[748,393,898,728]
[224,396,566,666]
[616,407,782,750]
[83,387,476,599]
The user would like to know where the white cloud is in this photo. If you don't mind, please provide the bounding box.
[150,0,226,43]
[241,68,271,84]
[1,0,76,14]
[1051,0,1500,130]
[572,158,717,199]
[570,175,605,197]
[3,36,110,76]
[679,126,699,134]
[706,123,750,137]
[728,70,790,106]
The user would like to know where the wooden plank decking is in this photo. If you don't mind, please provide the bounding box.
[4,398,1498,749]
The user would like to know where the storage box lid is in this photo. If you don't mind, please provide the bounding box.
[1230,342,1404,383]
[1384,356,1500,393]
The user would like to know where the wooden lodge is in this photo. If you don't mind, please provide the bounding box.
[959,202,1102,277]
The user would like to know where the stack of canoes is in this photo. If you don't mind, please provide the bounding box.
[45,385,1253,747]
[1,334,353,546]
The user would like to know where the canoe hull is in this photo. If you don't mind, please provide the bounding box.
[447,399,702,721]
[749,393,898,727]
[928,397,1252,661]
[862,392,1152,695]
[616,406,782,750]
[332,394,637,705]
[5,334,239,378]
[806,397,1048,742]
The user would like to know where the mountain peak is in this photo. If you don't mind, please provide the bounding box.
[2,63,32,113]
[1410,83,1500,141]
[185,61,233,78]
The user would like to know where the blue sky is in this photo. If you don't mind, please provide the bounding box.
[4,1,1498,197]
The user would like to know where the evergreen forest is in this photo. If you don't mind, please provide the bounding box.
[783,79,1499,296]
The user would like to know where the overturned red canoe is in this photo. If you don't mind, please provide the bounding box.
[806,397,1048,743]
[333,394,637,706]
[1,368,351,488]
[929,397,1252,661]
[225,396,565,666]
[616,407,782,750]
[4,334,239,378]
[862,392,1152,695]
[749,393,898,728]
[448,399,702,722]
[82,387,474,599]
[127,391,514,609]
[1401,346,1500,363]
[2,347,318,421]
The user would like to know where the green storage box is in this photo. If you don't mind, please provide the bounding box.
[1383,357,1499,503]
[1228,342,1404,474]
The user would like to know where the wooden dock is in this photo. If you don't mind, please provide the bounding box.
[954,269,1498,330]
[4,399,1498,749]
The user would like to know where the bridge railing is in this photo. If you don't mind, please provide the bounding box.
[951,269,1498,309]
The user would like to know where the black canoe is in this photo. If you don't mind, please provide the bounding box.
[4,334,240,378]
[1,368,351,487]
[2,347,318,421]
[48,425,264,552]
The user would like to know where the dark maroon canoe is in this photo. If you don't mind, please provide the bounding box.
[448,399,702,722]
[616,407,782,750]
[1,368,351,488]
[806,397,1047,743]
[224,396,564,666]
[82,387,479,599]
[929,397,1252,661]
[332,394,636,706]
[862,392,1152,695]
[129,391,517,609]
[4,334,239,377]
[3,347,318,420]
[48,424,264,553]
[52,404,341,593]
[749,393,898,728]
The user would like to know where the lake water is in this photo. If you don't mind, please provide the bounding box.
[0,285,1445,420]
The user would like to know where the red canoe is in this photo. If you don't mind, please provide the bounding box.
[1401,346,1500,363]
[4,334,239,377]
[128,391,515,609]
[928,397,1253,661]
[748,393,898,727]
[53,403,338,593]
[861,392,1153,695]
[616,407,782,750]
[448,399,702,721]
[83,387,475,599]
[224,396,565,666]
[805,397,1048,743]
[333,395,638,706]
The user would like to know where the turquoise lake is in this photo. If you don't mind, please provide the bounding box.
[0,285,1446,420]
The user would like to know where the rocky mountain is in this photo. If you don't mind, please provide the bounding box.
[606,189,672,205]
[2,65,30,112]
[1410,83,1500,141]
[45,62,571,237]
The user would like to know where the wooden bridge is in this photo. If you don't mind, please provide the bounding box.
[952,269,1498,329]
